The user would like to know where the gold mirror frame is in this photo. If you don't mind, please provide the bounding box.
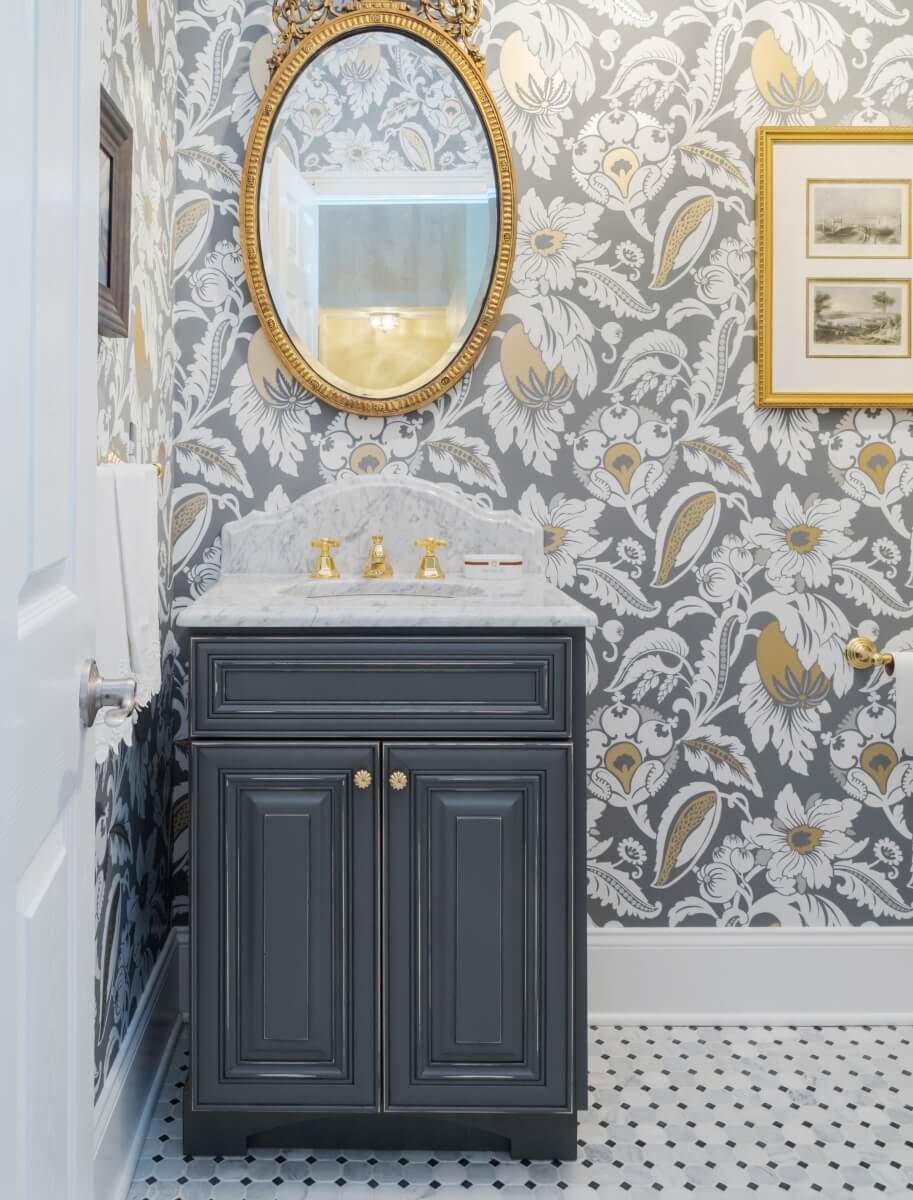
[239,0,516,417]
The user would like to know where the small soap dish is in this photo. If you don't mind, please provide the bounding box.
[463,553,524,580]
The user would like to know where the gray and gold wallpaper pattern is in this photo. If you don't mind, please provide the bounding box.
[168,0,913,933]
[95,0,181,1100]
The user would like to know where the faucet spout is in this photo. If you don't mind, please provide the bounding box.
[363,534,394,578]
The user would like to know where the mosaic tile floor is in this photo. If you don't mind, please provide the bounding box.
[128,1026,913,1199]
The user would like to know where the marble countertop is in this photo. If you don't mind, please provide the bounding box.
[178,477,598,630]
[177,573,598,629]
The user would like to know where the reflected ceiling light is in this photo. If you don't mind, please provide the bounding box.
[368,311,400,333]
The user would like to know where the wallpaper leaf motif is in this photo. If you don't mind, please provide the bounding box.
[170,0,913,935]
[96,0,178,1102]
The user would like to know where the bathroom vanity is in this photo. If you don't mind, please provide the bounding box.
[178,480,596,1160]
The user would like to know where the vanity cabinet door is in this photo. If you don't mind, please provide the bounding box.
[384,743,571,1111]
[192,742,377,1109]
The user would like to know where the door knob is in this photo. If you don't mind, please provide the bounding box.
[388,770,408,791]
[79,658,137,727]
[353,769,373,789]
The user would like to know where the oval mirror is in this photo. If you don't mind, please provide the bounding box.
[240,4,515,417]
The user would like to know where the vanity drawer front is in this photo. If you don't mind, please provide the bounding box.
[191,636,570,737]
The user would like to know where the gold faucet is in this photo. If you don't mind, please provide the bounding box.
[415,538,447,580]
[363,534,394,578]
[310,538,341,580]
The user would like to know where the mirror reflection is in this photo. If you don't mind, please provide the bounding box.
[259,30,498,400]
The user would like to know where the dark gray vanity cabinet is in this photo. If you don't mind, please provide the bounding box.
[185,632,586,1161]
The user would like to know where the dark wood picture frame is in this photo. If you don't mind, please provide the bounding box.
[98,86,132,338]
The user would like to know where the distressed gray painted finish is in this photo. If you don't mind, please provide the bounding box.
[191,742,378,1109]
[186,632,584,1155]
[191,635,569,736]
[240,791,320,1057]
[385,742,571,1111]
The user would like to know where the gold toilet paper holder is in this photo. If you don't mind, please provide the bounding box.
[845,635,895,673]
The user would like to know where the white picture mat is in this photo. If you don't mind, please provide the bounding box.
[771,140,913,397]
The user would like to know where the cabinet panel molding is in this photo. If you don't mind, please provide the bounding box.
[385,743,571,1111]
[191,636,570,737]
[238,788,326,1061]
[191,742,377,1109]
[433,794,527,1064]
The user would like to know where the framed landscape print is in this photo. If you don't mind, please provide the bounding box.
[806,279,911,359]
[756,127,913,408]
[807,180,911,259]
[98,86,132,338]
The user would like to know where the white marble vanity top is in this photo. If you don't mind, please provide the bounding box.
[177,478,597,629]
[176,572,596,628]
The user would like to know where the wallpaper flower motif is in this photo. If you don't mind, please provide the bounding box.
[170,0,913,933]
[96,0,179,1101]
[266,30,490,175]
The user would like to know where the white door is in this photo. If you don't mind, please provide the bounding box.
[0,0,99,1197]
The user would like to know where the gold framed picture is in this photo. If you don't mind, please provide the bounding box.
[756,127,913,408]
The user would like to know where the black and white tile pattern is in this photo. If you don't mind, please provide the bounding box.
[129,1026,913,1199]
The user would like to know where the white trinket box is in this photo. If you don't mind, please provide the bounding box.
[462,553,524,580]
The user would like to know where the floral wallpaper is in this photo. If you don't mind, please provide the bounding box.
[95,0,181,1101]
[170,0,913,932]
[266,29,491,174]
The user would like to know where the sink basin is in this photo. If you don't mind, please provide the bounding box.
[280,578,486,600]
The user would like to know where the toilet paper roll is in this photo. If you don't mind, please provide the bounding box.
[890,650,913,758]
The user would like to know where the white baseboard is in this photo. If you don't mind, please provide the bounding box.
[94,928,184,1200]
[588,927,913,1025]
[169,925,913,1043]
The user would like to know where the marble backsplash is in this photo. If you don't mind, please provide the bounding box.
[220,478,546,578]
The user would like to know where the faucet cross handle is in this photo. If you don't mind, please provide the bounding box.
[415,538,448,581]
[310,537,341,580]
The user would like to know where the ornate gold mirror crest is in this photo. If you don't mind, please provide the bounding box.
[268,0,486,71]
[240,0,516,417]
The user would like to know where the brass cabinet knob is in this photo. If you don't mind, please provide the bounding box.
[353,769,373,790]
[388,770,408,791]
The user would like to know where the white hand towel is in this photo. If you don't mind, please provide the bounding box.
[95,464,133,761]
[114,463,161,708]
[94,463,161,762]
[891,651,913,758]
